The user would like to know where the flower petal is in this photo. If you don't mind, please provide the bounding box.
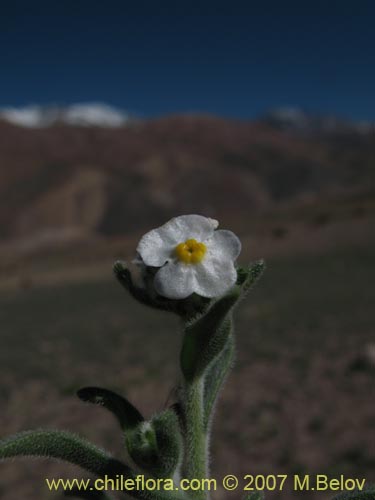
[193,256,237,298]
[136,230,175,267]
[164,214,219,241]
[208,230,242,260]
[154,262,196,299]
[137,215,219,267]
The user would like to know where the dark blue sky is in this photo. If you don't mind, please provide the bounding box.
[0,1,374,120]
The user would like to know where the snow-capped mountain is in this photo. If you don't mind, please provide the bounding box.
[0,103,131,128]
[260,107,373,134]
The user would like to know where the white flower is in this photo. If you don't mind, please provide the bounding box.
[136,214,241,299]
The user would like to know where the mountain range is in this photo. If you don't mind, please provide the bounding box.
[0,103,373,134]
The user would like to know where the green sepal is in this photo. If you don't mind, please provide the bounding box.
[180,288,239,382]
[236,260,265,298]
[77,387,143,431]
[0,430,129,478]
[126,409,183,478]
[203,333,235,430]
[243,492,265,500]
[113,261,169,312]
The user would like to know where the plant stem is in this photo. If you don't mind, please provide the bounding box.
[182,379,208,500]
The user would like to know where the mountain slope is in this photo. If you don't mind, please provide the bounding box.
[0,114,373,244]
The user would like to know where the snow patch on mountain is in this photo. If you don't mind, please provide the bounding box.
[261,107,373,134]
[0,103,130,128]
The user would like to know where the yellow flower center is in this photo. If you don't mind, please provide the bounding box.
[174,238,207,264]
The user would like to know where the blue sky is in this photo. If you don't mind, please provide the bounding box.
[0,1,374,120]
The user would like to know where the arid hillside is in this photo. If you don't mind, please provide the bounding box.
[0,115,373,246]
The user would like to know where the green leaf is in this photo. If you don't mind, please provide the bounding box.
[0,431,181,500]
[180,288,239,382]
[151,410,183,477]
[77,387,143,431]
[203,333,235,429]
[126,410,183,478]
[0,430,129,478]
[243,492,265,500]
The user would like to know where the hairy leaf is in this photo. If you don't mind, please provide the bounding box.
[180,288,239,382]
[77,387,143,431]
[0,431,181,500]
[203,333,235,429]
[127,410,183,478]
[0,430,129,478]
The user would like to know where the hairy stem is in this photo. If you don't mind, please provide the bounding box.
[182,379,208,500]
